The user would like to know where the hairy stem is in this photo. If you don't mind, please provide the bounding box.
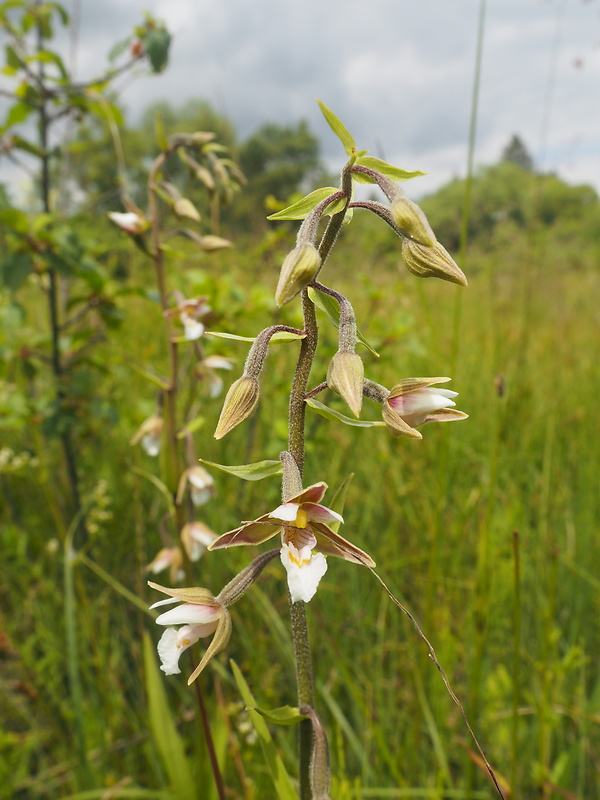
[287,162,352,799]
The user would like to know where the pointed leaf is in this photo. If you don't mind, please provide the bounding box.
[130,363,170,390]
[317,99,357,156]
[205,330,305,345]
[267,187,344,221]
[328,473,354,533]
[250,705,309,726]
[307,287,379,357]
[199,458,283,481]
[230,660,297,800]
[306,398,386,428]
[354,155,426,184]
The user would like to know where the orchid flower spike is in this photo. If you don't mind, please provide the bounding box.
[208,483,374,603]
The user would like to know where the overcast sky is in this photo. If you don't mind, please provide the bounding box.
[7,0,600,197]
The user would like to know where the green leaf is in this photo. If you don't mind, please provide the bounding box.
[177,415,205,437]
[143,634,196,800]
[306,398,386,428]
[108,36,132,63]
[5,44,21,70]
[328,473,354,533]
[199,458,283,481]
[142,26,171,73]
[0,207,29,232]
[307,286,379,357]
[154,110,168,152]
[1,101,35,133]
[30,49,68,81]
[230,660,297,800]
[267,187,344,221]
[205,330,306,345]
[130,363,170,390]
[317,99,357,156]
[354,155,426,183]
[10,134,44,157]
[250,705,309,727]
[0,251,32,291]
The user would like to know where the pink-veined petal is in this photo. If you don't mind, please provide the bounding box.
[301,502,344,525]
[312,521,376,568]
[286,482,328,506]
[208,515,282,550]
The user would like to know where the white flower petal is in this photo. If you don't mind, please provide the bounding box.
[150,596,179,610]
[156,602,221,627]
[270,502,300,522]
[280,545,328,603]
[141,432,161,457]
[157,628,182,675]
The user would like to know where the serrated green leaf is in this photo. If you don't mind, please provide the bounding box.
[250,705,308,727]
[307,287,379,357]
[354,155,426,183]
[205,330,306,345]
[317,99,357,156]
[267,187,343,221]
[198,458,283,481]
[306,398,386,428]
[230,660,297,800]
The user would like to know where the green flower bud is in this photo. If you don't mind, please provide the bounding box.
[275,244,321,306]
[390,196,436,247]
[402,239,467,286]
[214,376,260,440]
[327,351,364,418]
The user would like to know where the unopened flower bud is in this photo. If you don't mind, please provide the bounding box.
[173,197,201,222]
[402,239,467,286]
[391,196,436,247]
[327,351,364,418]
[214,376,260,439]
[107,211,149,235]
[275,244,321,306]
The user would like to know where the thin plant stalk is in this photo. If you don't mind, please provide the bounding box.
[286,166,351,799]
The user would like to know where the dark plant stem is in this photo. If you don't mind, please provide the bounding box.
[37,14,85,539]
[194,677,226,800]
[287,163,352,799]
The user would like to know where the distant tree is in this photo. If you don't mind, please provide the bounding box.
[239,120,321,201]
[501,134,534,172]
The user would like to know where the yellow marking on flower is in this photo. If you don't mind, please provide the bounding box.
[287,547,312,567]
[179,638,191,647]
[295,508,309,528]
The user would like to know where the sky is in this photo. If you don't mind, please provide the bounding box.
[5,0,600,198]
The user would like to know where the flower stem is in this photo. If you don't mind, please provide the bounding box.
[286,162,352,799]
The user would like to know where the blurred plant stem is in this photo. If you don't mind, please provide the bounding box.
[36,11,86,540]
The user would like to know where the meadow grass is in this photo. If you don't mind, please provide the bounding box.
[1,222,599,799]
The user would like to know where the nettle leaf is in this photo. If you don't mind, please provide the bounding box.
[250,705,309,727]
[317,99,357,156]
[306,398,386,428]
[354,155,426,184]
[199,458,283,481]
[206,330,305,345]
[307,286,379,357]
[267,187,343,221]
